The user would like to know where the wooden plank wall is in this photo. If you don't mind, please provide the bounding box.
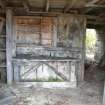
[13,16,86,82]
[15,16,53,47]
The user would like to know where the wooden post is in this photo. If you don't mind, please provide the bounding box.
[78,18,86,82]
[6,8,13,84]
[70,62,76,82]
[13,62,20,82]
[67,61,71,81]
[0,18,4,34]
[12,18,17,56]
[81,18,86,81]
[103,82,105,105]
[53,17,57,47]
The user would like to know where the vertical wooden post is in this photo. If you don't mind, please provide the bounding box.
[6,8,13,84]
[67,61,71,81]
[81,18,86,81]
[53,17,57,47]
[78,18,86,82]
[70,61,77,87]
[70,62,76,82]
[0,18,4,34]
[13,62,20,82]
[103,82,105,105]
[12,18,17,56]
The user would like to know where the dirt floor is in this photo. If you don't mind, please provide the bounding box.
[0,66,104,105]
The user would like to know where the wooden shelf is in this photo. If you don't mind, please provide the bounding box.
[0,65,6,68]
[0,35,6,38]
[13,54,80,62]
[0,48,6,51]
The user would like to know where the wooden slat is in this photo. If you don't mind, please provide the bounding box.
[42,62,68,81]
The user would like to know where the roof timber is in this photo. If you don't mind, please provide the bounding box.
[64,0,77,13]
[81,0,105,14]
[0,0,105,26]
[86,0,101,5]
[14,11,104,20]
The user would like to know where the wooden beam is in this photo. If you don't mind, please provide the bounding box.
[86,0,100,5]
[86,4,105,8]
[64,0,77,13]
[53,17,57,47]
[81,0,103,14]
[21,63,41,77]
[6,8,13,84]
[87,20,105,25]
[45,0,49,12]
[23,11,105,21]
[81,18,86,81]
[42,62,68,81]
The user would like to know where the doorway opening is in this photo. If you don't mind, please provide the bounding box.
[85,29,97,62]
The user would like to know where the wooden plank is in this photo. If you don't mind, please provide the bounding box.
[6,8,13,84]
[14,13,105,22]
[86,0,100,5]
[0,35,6,38]
[12,17,17,56]
[53,17,57,47]
[70,62,76,82]
[13,63,20,82]
[21,63,41,77]
[0,18,4,34]
[42,62,68,81]
[45,0,49,12]
[80,18,86,81]
[103,82,105,105]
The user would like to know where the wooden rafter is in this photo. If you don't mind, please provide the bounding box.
[64,0,77,13]
[81,0,101,14]
[86,0,101,5]
[86,4,105,8]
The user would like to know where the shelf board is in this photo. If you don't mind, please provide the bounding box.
[0,65,6,68]
[0,49,6,51]
[0,35,6,38]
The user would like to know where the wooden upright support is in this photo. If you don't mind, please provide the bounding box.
[6,8,13,84]
[103,82,105,105]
